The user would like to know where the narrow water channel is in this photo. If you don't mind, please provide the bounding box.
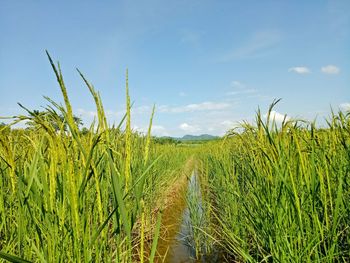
[164,173,200,262]
[156,168,223,262]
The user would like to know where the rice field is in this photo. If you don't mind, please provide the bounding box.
[197,105,350,262]
[0,55,349,262]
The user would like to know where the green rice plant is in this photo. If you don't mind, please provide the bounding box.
[197,103,350,262]
[0,53,191,262]
[185,169,212,259]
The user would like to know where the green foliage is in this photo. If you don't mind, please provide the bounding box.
[153,136,180,145]
[0,53,190,262]
[197,104,350,262]
[23,109,83,132]
[1,53,349,262]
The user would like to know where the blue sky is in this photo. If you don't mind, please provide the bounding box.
[1,0,349,136]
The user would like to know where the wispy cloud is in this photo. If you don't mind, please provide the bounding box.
[179,91,187,97]
[133,124,169,136]
[321,65,340,74]
[112,105,154,116]
[220,120,238,129]
[247,94,275,102]
[231,81,244,88]
[133,105,153,114]
[159,101,231,113]
[288,66,311,74]
[340,103,350,111]
[148,124,169,136]
[327,0,350,39]
[263,110,290,123]
[219,30,281,61]
[77,108,97,118]
[179,123,201,133]
[226,80,257,96]
[77,106,156,126]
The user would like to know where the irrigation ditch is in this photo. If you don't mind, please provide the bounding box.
[155,162,223,263]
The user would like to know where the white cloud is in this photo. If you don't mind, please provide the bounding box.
[151,125,169,136]
[152,125,165,130]
[179,123,201,133]
[159,101,231,113]
[179,91,186,97]
[340,103,350,111]
[133,105,152,114]
[132,124,169,136]
[288,67,311,74]
[321,65,340,74]
[115,105,155,117]
[77,108,98,117]
[180,102,230,112]
[221,120,238,129]
[132,125,143,132]
[105,110,116,116]
[263,110,290,123]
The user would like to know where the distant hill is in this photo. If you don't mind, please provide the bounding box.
[154,134,219,144]
[179,134,219,141]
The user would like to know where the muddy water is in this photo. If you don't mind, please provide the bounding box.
[156,172,202,263]
[163,206,196,262]
[164,176,198,262]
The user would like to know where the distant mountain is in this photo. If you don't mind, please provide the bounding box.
[179,134,219,141]
[155,134,219,143]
